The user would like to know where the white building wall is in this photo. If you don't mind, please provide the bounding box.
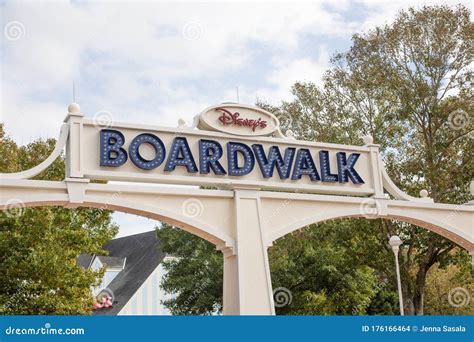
[118,263,174,315]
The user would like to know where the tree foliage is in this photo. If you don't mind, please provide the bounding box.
[0,124,118,315]
[156,5,473,316]
[260,4,473,315]
[156,224,223,315]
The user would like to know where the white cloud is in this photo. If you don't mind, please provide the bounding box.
[1,0,470,236]
[0,1,356,142]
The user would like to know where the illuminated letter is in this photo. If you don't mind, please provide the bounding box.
[336,152,364,184]
[227,142,255,176]
[100,129,127,167]
[319,150,338,182]
[291,149,320,181]
[129,133,166,170]
[165,137,198,173]
[199,139,226,175]
[252,144,295,179]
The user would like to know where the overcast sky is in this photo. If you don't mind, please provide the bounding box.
[1,0,469,237]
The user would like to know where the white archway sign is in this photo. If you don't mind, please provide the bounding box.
[1,103,473,315]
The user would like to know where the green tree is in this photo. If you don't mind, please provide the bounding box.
[156,224,223,315]
[157,220,386,315]
[0,124,118,314]
[423,252,474,315]
[269,221,379,315]
[154,5,473,315]
[261,4,473,315]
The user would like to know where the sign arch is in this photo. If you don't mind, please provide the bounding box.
[263,195,473,252]
[0,102,472,315]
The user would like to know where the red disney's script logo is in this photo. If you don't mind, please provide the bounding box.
[216,108,267,132]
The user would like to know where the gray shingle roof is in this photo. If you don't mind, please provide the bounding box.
[76,254,94,268]
[77,230,165,315]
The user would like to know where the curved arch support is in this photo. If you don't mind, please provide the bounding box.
[0,179,236,252]
[379,156,434,202]
[0,123,69,180]
[260,192,474,252]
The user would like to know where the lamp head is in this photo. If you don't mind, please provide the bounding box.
[389,235,402,248]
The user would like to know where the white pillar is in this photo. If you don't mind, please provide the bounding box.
[222,188,275,315]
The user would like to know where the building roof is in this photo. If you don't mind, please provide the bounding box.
[78,230,165,315]
[76,254,94,268]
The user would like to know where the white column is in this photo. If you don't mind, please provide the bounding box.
[64,103,84,178]
[222,188,275,315]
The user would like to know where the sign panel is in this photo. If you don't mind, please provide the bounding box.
[77,104,377,196]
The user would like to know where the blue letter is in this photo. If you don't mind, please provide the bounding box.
[129,133,166,170]
[336,152,364,184]
[319,150,338,182]
[291,149,320,181]
[199,139,226,175]
[100,129,127,167]
[227,142,255,176]
[165,137,198,173]
[252,144,295,179]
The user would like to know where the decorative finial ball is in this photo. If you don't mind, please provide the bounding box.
[68,103,80,114]
[420,189,428,198]
[286,129,294,137]
[470,180,474,195]
[178,118,186,127]
[362,135,373,145]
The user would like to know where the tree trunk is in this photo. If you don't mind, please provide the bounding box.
[413,265,428,315]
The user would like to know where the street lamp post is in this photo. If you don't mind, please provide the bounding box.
[389,235,404,316]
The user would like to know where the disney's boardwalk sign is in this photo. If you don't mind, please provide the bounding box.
[75,104,379,196]
[1,102,473,316]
